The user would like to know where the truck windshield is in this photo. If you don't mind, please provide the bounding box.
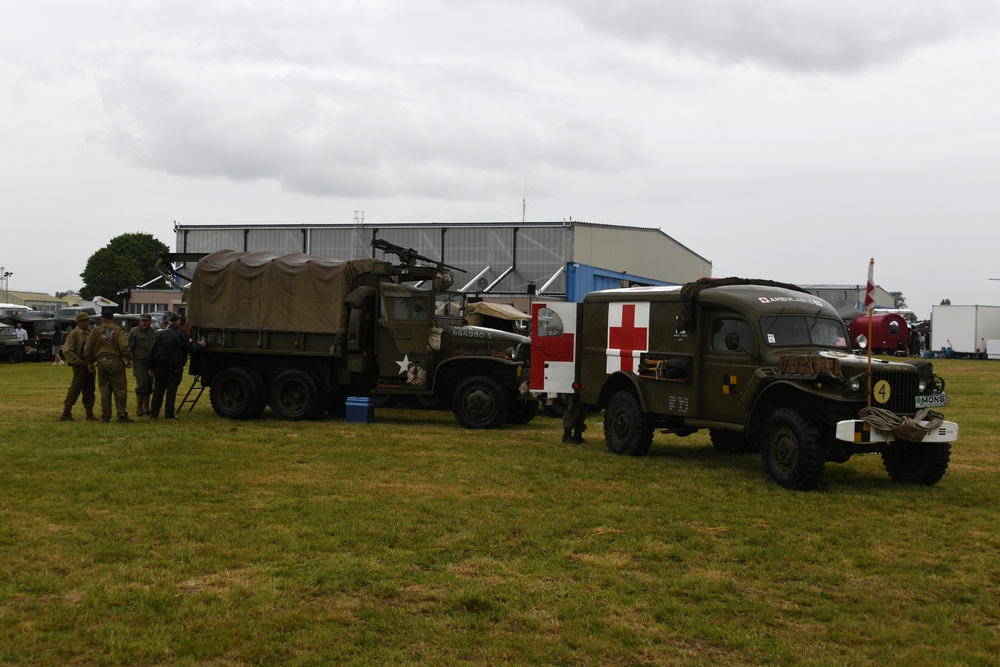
[435,292,466,318]
[761,315,848,349]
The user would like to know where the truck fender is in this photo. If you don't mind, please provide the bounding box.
[596,371,645,410]
[745,380,856,440]
[428,355,527,395]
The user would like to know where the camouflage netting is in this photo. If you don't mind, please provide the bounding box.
[187,250,379,333]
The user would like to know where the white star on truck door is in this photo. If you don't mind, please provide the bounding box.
[396,354,411,374]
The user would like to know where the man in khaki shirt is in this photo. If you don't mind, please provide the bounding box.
[60,312,96,421]
[85,308,133,423]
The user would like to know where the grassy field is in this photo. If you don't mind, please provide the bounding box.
[1,358,999,666]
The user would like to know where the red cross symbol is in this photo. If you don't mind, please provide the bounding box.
[608,303,648,372]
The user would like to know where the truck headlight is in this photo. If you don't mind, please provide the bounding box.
[849,376,863,393]
[918,378,928,393]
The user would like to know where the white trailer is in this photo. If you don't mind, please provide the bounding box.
[930,305,1000,357]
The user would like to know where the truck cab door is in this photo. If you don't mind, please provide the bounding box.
[530,302,581,394]
[701,312,757,423]
[377,292,435,392]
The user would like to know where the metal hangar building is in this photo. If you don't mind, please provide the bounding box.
[171,220,712,303]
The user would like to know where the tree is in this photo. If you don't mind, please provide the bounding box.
[940,298,952,305]
[80,233,170,301]
[889,291,907,309]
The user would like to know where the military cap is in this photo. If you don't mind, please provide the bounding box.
[75,312,91,322]
[101,307,115,319]
[139,313,152,321]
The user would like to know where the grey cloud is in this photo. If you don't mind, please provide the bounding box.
[89,42,642,200]
[542,0,1000,72]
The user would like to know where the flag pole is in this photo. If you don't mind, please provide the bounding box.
[865,258,874,407]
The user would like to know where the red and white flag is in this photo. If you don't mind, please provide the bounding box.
[863,258,875,310]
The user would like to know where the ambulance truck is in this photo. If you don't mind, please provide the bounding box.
[530,278,958,490]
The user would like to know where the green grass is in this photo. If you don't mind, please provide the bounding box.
[2,359,999,665]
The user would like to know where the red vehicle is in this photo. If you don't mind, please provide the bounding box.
[850,313,909,354]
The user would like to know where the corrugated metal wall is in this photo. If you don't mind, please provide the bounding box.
[175,222,709,299]
[572,225,712,282]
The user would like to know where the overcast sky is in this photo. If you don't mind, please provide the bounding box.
[3,0,999,318]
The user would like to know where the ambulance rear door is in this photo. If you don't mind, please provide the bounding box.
[529,302,581,394]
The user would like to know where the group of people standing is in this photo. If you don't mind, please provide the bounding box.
[60,309,205,423]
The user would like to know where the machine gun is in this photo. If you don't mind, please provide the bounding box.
[372,239,466,273]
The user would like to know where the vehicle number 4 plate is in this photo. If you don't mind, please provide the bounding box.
[915,394,950,408]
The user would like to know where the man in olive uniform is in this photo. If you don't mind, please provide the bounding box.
[85,308,133,423]
[60,312,97,421]
[127,313,157,416]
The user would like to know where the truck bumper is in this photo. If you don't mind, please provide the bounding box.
[835,419,959,444]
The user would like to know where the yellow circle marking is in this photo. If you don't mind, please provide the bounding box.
[873,379,892,404]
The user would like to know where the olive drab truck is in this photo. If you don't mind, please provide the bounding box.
[157,240,534,428]
[530,278,959,490]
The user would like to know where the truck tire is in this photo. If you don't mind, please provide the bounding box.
[412,394,450,410]
[210,367,266,420]
[506,398,538,424]
[709,429,756,454]
[369,394,399,409]
[269,369,322,421]
[761,408,825,490]
[881,441,951,485]
[543,396,569,418]
[604,389,653,456]
[453,376,509,429]
[4,347,22,364]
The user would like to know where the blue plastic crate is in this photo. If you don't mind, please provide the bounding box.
[346,396,375,424]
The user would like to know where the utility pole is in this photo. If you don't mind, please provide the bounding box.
[353,211,365,259]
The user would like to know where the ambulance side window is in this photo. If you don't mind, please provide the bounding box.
[536,308,564,337]
[712,318,752,352]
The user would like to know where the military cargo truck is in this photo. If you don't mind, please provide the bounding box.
[157,242,533,428]
[530,278,958,490]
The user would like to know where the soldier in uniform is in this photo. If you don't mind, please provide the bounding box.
[60,312,97,421]
[85,308,133,423]
[561,394,587,445]
[127,313,157,416]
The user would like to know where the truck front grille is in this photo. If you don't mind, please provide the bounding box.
[871,370,919,415]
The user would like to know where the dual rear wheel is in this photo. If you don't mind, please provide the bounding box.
[211,366,322,421]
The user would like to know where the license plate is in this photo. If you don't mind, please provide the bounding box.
[915,394,950,408]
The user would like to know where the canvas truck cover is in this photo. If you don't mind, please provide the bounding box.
[467,301,530,325]
[187,250,379,333]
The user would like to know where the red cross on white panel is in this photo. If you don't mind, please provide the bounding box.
[606,302,649,373]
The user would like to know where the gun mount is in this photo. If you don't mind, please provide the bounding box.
[372,239,466,274]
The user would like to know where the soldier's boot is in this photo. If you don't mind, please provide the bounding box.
[135,395,145,417]
[562,429,581,445]
[118,413,133,423]
[573,429,587,445]
[85,408,97,422]
[60,407,74,422]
